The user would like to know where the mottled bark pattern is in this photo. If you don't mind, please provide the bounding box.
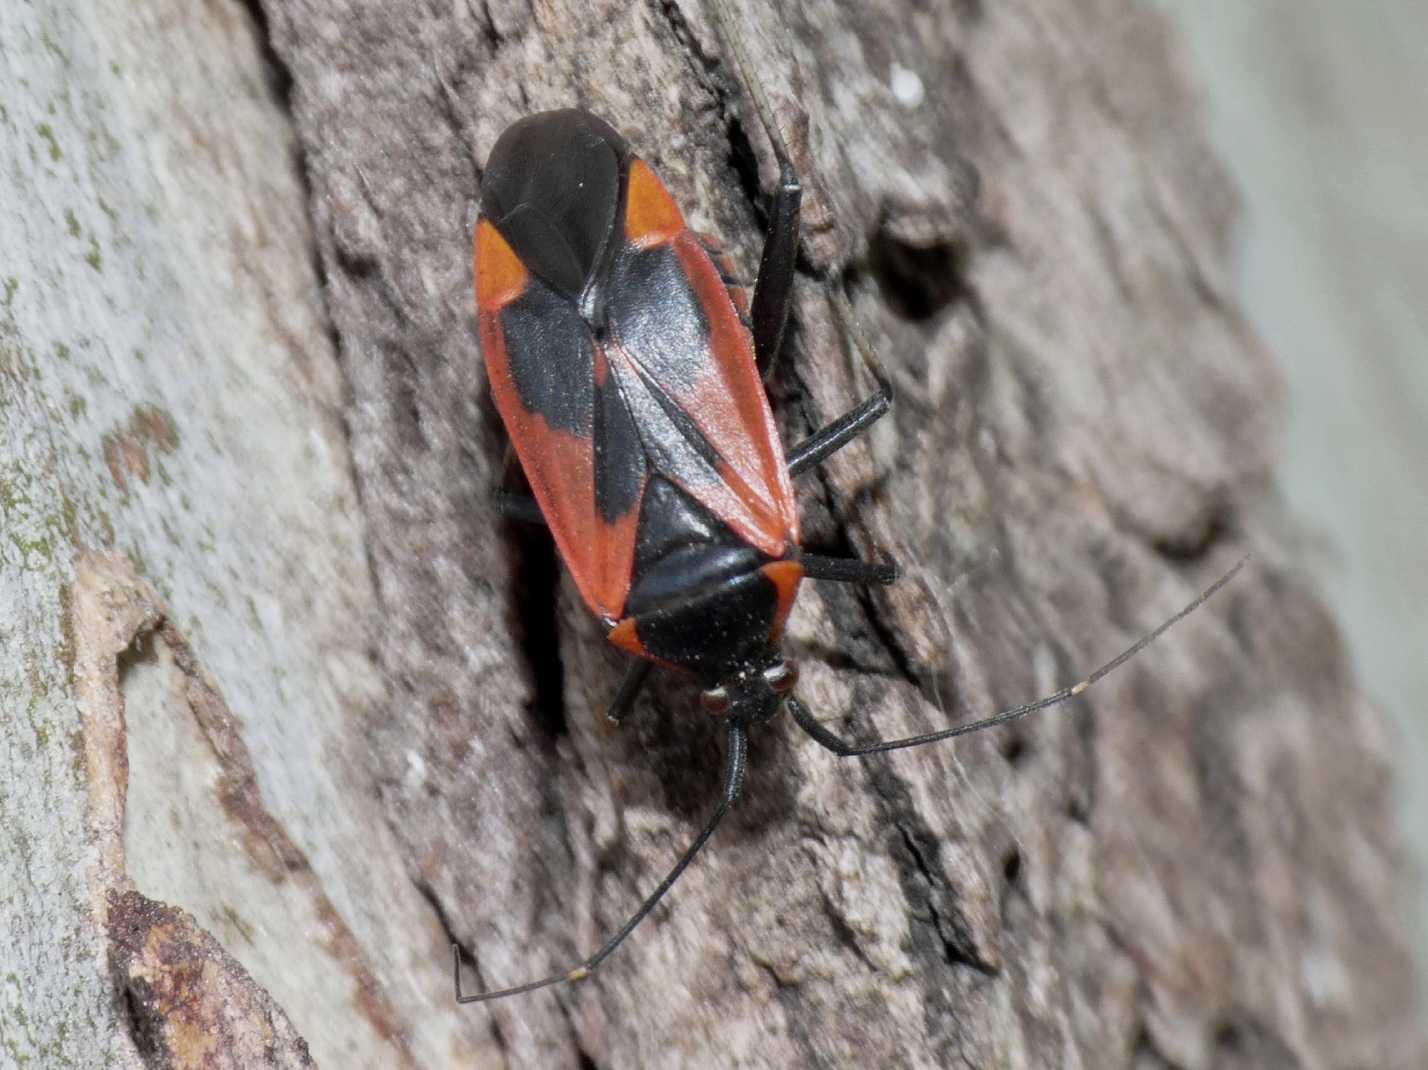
[252,0,1424,1066]
[3,0,1423,1067]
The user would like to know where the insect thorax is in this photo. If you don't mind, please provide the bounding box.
[616,476,786,682]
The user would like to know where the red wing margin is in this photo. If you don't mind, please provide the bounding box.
[478,220,642,621]
[603,229,798,562]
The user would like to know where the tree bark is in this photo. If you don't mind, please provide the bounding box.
[2,0,1423,1068]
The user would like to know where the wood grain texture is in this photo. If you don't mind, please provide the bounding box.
[3,0,1423,1066]
[256,0,1424,1065]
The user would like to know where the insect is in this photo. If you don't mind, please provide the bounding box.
[455,2,1244,1003]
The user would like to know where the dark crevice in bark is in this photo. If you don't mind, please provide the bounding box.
[115,624,157,690]
[823,273,985,709]
[367,342,428,457]
[239,1,293,104]
[895,823,996,976]
[814,891,881,975]
[328,238,382,286]
[1001,845,1022,890]
[869,223,974,323]
[792,717,975,1037]
[651,0,730,94]
[855,581,925,695]
[788,396,925,699]
[1000,732,1029,767]
[507,528,569,739]
[240,0,338,361]
[1214,1017,1303,1070]
[651,0,805,284]
[998,844,1023,924]
[722,112,768,234]
[1150,495,1235,563]
[414,879,511,1059]
[1065,783,1092,826]
[119,979,161,1063]
[238,0,394,642]
[794,638,919,684]
[414,879,468,971]
[478,0,506,49]
[758,963,823,1068]
[1132,1024,1191,1070]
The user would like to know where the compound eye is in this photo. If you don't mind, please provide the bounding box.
[700,686,732,716]
[763,660,799,693]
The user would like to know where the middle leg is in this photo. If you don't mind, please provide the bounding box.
[800,552,897,586]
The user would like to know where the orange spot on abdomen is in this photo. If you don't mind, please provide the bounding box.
[762,560,804,641]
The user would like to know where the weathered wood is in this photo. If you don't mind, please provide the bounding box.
[1,1,443,1066]
[3,0,1423,1067]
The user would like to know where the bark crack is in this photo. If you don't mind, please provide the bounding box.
[895,824,995,976]
[506,521,569,740]
[414,879,512,1060]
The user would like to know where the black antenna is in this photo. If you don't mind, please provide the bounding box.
[453,723,749,1003]
[787,556,1249,757]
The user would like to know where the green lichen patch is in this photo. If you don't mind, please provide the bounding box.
[1,480,80,570]
[35,122,62,163]
[57,581,76,685]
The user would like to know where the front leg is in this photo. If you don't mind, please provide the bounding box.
[749,157,801,379]
[710,0,894,474]
[605,660,653,725]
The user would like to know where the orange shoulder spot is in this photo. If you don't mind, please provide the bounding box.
[762,560,804,641]
[475,220,529,311]
[608,618,648,658]
[624,159,685,249]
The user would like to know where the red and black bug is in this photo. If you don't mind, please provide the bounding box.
[455,6,1243,1004]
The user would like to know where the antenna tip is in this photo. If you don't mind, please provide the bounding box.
[451,943,466,1001]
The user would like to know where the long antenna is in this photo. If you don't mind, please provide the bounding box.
[454,723,749,1003]
[710,0,791,167]
[787,557,1248,756]
[709,0,892,411]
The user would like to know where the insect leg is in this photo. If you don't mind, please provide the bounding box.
[710,0,800,380]
[783,288,897,480]
[800,552,898,586]
[454,722,749,1003]
[606,660,654,725]
[712,0,894,426]
[495,491,546,526]
[786,391,891,477]
[750,160,801,379]
[786,559,1247,758]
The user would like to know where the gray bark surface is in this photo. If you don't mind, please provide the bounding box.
[2,0,1423,1068]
